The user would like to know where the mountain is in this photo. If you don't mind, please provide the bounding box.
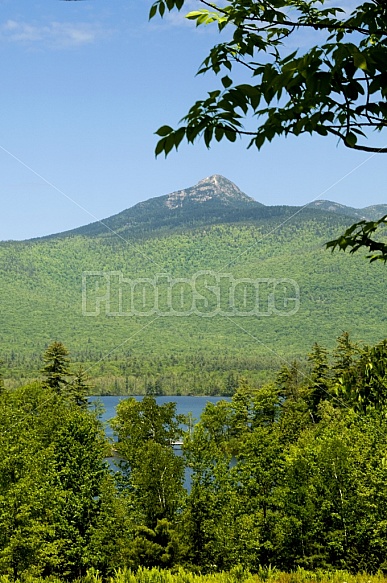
[163,174,258,208]
[307,200,387,221]
[47,175,262,240]
[307,200,364,219]
[1,175,386,395]
[44,174,386,241]
[360,204,387,220]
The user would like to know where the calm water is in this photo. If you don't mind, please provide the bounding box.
[89,395,228,488]
[89,395,228,439]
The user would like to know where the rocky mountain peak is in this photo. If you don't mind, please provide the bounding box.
[165,175,256,209]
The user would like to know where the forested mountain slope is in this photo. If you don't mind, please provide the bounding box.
[1,175,385,394]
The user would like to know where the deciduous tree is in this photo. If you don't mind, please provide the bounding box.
[151,0,387,155]
[0,382,123,579]
[111,397,186,528]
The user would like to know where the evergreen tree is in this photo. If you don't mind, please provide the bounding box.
[42,341,71,394]
[70,365,90,407]
[332,331,359,381]
[307,343,331,421]
[229,380,253,438]
[277,360,303,402]
[276,360,310,441]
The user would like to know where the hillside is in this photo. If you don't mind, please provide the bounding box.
[1,175,386,395]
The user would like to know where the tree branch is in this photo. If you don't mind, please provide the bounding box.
[197,0,383,35]
[328,127,387,152]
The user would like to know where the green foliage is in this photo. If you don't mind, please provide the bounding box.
[70,366,91,408]
[0,382,131,579]
[178,335,387,572]
[127,520,185,570]
[42,341,71,393]
[111,397,186,529]
[151,0,387,156]
[1,209,387,393]
[334,339,387,413]
[5,335,387,576]
[0,360,4,395]
[306,344,330,421]
[327,216,387,262]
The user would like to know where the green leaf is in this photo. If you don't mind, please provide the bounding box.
[345,132,358,147]
[149,3,157,19]
[163,134,176,156]
[155,125,173,137]
[204,126,213,147]
[186,10,218,25]
[215,126,224,141]
[186,10,203,20]
[173,127,186,149]
[315,126,328,136]
[225,129,237,142]
[221,76,233,89]
[155,138,166,157]
[353,51,367,70]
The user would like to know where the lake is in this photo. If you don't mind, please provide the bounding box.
[89,395,229,439]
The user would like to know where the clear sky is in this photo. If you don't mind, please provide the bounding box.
[0,0,386,240]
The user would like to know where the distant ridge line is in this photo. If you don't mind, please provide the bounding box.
[17,174,387,243]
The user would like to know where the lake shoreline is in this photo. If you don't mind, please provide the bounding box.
[90,393,230,398]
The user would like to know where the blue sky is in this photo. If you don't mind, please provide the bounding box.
[0,0,385,240]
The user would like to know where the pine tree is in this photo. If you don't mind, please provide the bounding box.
[42,341,71,394]
[333,331,359,381]
[70,365,90,407]
[277,360,302,401]
[307,343,330,421]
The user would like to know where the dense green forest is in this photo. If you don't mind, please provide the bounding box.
[1,201,387,394]
[3,177,387,577]
[2,336,387,579]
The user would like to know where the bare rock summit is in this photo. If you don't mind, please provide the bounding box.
[165,175,258,209]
